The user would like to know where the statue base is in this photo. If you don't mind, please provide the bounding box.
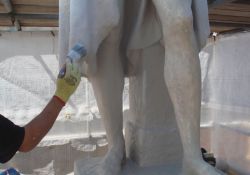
[74,157,181,175]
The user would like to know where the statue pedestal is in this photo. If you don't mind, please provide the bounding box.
[74,158,181,175]
[125,43,183,167]
[125,121,182,167]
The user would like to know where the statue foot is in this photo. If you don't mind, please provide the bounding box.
[181,158,226,175]
[97,140,126,175]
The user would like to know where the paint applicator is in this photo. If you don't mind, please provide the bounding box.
[59,43,87,78]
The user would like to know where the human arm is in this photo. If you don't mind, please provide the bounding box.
[19,60,81,152]
[0,100,62,163]
[19,96,64,152]
[0,60,80,163]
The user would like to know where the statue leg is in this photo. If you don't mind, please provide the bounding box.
[152,0,224,174]
[88,28,125,175]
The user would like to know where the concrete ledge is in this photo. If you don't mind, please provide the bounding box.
[74,157,181,175]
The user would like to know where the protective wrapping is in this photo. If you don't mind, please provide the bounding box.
[200,31,250,174]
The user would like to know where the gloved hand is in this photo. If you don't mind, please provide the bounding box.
[55,60,81,104]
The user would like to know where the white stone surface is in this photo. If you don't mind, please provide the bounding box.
[125,43,182,167]
[74,158,181,175]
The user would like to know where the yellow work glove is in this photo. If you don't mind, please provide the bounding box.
[55,60,81,104]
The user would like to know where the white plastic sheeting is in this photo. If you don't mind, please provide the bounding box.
[200,31,250,175]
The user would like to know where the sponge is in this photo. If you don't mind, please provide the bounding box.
[67,43,87,62]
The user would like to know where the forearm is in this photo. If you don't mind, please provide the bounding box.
[18,59,81,152]
[19,96,64,152]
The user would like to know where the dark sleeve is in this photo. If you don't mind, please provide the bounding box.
[0,114,25,164]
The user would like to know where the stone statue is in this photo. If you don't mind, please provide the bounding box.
[59,0,225,174]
